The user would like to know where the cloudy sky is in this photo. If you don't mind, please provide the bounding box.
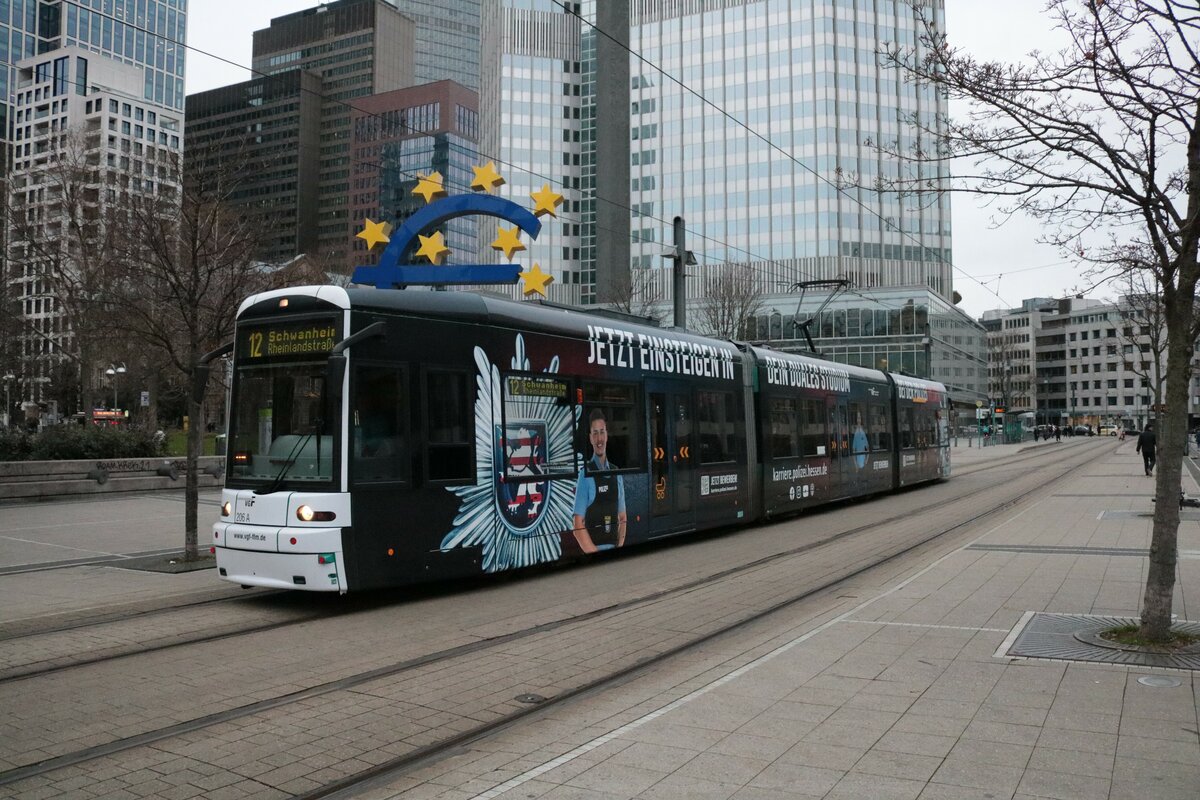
[185,1,1080,318]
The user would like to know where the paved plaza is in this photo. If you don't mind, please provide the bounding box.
[0,437,1197,799]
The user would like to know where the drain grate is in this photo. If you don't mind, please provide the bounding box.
[1002,613,1200,670]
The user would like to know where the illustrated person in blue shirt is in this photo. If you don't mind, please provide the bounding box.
[852,412,869,469]
[572,408,627,552]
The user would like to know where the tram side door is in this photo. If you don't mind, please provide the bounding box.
[648,386,695,536]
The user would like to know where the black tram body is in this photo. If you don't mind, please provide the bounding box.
[213,286,950,592]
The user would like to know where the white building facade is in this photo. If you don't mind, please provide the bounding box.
[6,47,183,410]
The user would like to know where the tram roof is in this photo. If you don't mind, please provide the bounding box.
[340,287,737,351]
[239,286,946,394]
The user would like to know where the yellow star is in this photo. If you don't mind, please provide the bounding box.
[412,172,447,204]
[520,263,554,297]
[491,225,526,261]
[415,231,451,265]
[356,218,391,250]
[471,161,506,193]
[530,184,564,218]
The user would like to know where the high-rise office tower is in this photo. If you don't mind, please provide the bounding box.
[481,1,629,306]
[348,80,480,275]
[1,0,185,182]
[186,72,325,264]
[1,1,187,394]
[5,47,184,410]
[392,0,482,92]
[626,0,952,301]
[486,0,951,308]
[248,0,416,264]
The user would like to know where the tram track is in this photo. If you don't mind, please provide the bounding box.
[0,442,1104,795]
[0,442,1105,684]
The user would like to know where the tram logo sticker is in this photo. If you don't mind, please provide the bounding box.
[441,335,578,572]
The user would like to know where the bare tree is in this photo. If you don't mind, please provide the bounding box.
[696,262,764,340]
[5,130,126,418]
[881,1,1199,640]
[603,266,667,325]
[108,152,270,560]
[1115,268,1169,426]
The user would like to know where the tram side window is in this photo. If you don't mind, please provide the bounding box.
[352,366,408,482]
[869,403,891,451]
[426,370,472,481]
[697,390,737,464]
[768,396,799,459]
[580,381,643,471]
[501,373,576,478]
[799,398,826,457]
[900,407,915,449]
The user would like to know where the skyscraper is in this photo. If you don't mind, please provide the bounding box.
[1,1,187,176]
[486,0,951,310]
[249,0,416,264]
[626,0,952,302]
[1,1,187,398]
[5,47,184,411]
[481,1,629,306]
[186,71,325,264]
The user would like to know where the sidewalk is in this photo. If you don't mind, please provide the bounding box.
[403,438,1198,799]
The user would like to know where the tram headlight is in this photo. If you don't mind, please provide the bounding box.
[296,505,336,522]
[221,501,232,517]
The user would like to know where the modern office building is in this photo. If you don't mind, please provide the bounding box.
[248,0,416,264]
[982,296,1186,431]
[348,80,480,274]
[483,0,950,309]
[185,71,324,264]
[389,0,482,93]
[479,0,630,305]
[1,0,186,157]
[1,0,187,388]
[748,286,987,409]
[5,46,183,410]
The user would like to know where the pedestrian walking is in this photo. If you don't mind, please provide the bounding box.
[1054,425,1061,442]
[1033,427,1040,442]
[1136,423,1157,476]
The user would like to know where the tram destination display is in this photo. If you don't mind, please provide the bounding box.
[237,319,339,361]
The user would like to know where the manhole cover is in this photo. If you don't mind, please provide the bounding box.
[1002,614,1200,670]
[1138,676,1182,688]
[514,693,547,704]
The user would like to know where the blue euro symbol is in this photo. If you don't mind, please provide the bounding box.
[352,194,542,288]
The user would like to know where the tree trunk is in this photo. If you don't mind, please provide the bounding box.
[1139,300,1189,640]
[184,393,202,561]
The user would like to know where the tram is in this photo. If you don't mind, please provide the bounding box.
[212,285,950,592]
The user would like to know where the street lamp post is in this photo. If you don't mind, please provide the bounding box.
[105,363,126,415]
[2,374,13,429]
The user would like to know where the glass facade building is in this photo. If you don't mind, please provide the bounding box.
[627,0,951,302]
[748,287,987,407]
[1,0,185,181]
[488,0,951,308]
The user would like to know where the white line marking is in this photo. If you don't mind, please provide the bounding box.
[994,610,1036,659]
[844,620,1009,633]
[462,498,1047,800]
[0,535,127,558]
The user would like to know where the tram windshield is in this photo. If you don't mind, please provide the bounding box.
[227,362,336,487]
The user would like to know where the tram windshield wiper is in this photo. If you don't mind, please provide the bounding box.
[255,432,314,495]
